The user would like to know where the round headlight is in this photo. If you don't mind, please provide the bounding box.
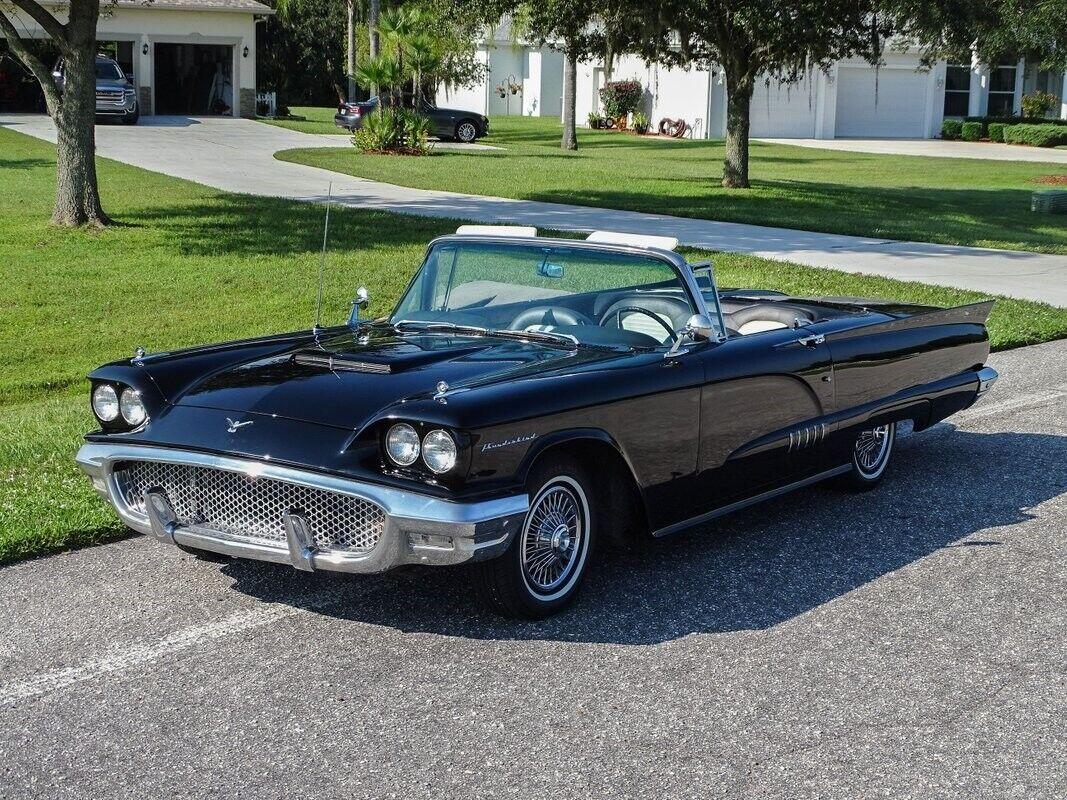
[119,387,148,427]
[386,423,420,466]
[91,384,120,422]
[422,429,457,474]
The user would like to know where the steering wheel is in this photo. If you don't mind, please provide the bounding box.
[602,306,678,343]
[508,306,594,331]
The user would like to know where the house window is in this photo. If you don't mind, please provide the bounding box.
[943,65,970,117]
[988,64,1017,116]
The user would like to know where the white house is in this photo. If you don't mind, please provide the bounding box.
[576,49,1067,139]
[0,0,272,117]
[435,21,563,118]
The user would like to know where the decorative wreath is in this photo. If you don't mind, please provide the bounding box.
[658,117,689,138]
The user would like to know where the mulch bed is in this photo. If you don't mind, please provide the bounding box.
[1031,175,1067,185]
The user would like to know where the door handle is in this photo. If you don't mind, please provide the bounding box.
[797,333,825,348]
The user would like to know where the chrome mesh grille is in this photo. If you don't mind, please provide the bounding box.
[114,461,385,553]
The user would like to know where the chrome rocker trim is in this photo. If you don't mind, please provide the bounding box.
[76,443,528,574]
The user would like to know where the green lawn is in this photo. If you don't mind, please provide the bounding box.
[2,125,1067,565]
[274,115,1067,255]
[261,105,350,136]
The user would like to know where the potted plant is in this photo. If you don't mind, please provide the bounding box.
[587,112,604,129]
[598,80,643,132]
[632,111,650,135]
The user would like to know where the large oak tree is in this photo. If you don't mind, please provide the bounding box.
[0,0,109,224]
[630,1,891,188]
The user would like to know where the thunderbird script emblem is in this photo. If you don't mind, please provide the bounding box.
[226,418,253,434]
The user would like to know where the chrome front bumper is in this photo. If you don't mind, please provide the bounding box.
[76,443,527,574]
[975,365,999,399]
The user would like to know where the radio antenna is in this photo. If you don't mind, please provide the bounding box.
[314,182,333,334]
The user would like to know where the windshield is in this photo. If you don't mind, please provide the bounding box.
[95,61,124,81]
[391,240,698,349]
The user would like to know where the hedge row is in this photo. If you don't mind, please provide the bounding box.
[942,119,1067,147]
[1003,124,1067,148]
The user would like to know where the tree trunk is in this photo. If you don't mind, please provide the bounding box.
[0,0,108,225]
[346,0,355,102]
[561,45,577,151]
[722,71,754,189]
[368,0,380,60]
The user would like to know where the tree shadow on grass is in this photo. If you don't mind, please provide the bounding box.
[224,426,1067,645]
[0,158,53,170]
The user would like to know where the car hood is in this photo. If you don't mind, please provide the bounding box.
[96,78,130,90]
[171,325,617,430]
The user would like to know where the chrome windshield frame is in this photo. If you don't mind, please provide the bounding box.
[386,234,726,342]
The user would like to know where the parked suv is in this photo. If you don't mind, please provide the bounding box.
[52,55,139,124]
[335,97,488,142]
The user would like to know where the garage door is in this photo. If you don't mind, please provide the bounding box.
[835,67,928,138]
[750,78,817,138]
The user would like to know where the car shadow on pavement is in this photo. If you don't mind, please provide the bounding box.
[222,426,1067,645]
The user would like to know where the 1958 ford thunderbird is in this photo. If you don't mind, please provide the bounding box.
[77,227,999,617]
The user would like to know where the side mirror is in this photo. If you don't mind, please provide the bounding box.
[684,313,716,341]
[349,286,370,323]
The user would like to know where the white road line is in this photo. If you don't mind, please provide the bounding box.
[0,607,297,707]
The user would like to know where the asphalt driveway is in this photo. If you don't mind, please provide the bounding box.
[2,113,1066,307]
[2,339,1065,799]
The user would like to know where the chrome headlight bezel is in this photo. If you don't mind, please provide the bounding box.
[385,423,420,466]
[118,387,148,427]
[91,383,120,422]
[421,429,457,474]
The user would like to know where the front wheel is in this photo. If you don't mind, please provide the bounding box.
[455,119,479,143]
[475,457,595,618]
[123,107,140,125]
[842,421,896,490]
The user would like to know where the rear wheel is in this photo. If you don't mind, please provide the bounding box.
[455,119,478,143]
[842,421,896,490]
[475,457,595,618]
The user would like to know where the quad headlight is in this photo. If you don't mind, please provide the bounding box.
[385,423,420,466]
[421,429,457,474]
[384,423,459,474]
[119,387,148,427]
[91,383,120,422]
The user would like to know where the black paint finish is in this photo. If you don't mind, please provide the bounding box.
[85,298,994,536]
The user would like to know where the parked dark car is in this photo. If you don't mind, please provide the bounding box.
[78,227,998,618]
[52,55,139,124]
[335,97,489,142]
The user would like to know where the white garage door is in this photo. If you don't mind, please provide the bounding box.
[835,67,928,138]
[750,78,817,137]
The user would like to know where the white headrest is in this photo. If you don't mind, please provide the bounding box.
[456,225,538,238]
[586,231,679,251]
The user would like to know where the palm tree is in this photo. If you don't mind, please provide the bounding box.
[405,33,441,105]
[356,56,405,108]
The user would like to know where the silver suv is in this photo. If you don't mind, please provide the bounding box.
[52,55,139,124]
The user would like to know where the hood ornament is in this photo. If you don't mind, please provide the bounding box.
[434,380,450,403]
[226,418,254,434]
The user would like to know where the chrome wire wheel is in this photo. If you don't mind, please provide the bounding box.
[853,423,894,479]
[456,121,477,142]
[520,478,587,600]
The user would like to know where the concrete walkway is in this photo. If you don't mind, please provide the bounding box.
[758,136,1067,164]
[4,113,1065,306]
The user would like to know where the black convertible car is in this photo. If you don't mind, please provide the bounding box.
[78,228,998,617]
[334,97,489,143]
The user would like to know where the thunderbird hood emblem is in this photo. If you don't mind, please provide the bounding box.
[226,418,253,434]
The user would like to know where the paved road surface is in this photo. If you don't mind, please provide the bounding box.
[2,113,1065,307]
[2,340,1065,798]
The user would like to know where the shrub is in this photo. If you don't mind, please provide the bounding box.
[987,122,1006,143]
[941,119,963,140]
[1003,123,1067,148]
[1021,91,1059,119]
[960,121,982,141]
[599,80,642,120]
[632,111,650,134]
[353,108,431,155]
